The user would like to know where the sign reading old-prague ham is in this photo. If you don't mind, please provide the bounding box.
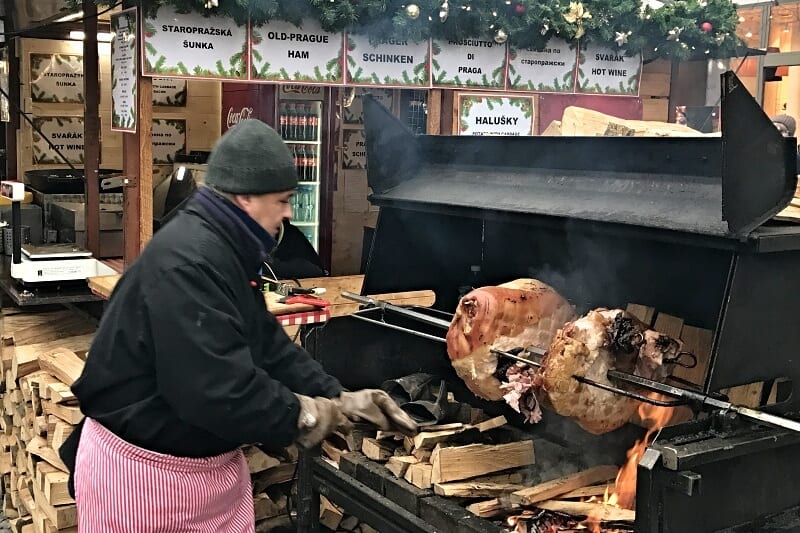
[30,54,84,103]
[143,5,247,79]
[458,95,534,136]
[431,39,506,89]
[507,38,576,93]
[577,44,642,95]
[251,19,343,83]
[346,34,429,87]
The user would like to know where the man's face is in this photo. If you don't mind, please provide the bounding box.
[233,190,295,238]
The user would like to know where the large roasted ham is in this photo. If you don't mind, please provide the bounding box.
[446,279,576,401]
[533,309,682,434]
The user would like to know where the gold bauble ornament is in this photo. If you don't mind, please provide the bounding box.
[406,4,421,19]
[494,28,508,44]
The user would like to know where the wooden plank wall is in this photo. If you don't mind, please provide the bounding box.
[17,38,221,185]
[640,59,672,122]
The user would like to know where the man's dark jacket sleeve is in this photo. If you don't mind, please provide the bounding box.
[145,264,303,447]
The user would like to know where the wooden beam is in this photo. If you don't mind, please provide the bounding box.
[426,89,442,135]
[83,0,101,257]
[5,38,19,179]
[434,481,525,498]
[534,500,635,522]
[510,465,619,506]
[430,441,535,484]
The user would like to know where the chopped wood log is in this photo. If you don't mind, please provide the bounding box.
[625,304,656,326]
[434,481,525,498]
[403,462,433,489]
[431,441,535,484]
[473,415,507,433]
[339,515,360,531]
[361,438,396,462]
[6,312,94,347]
[253,493,286,521]
[11,351,39,382]
[412,426,472,450]
[466,497,518,518]
[319,496,344,530]
[534,500,635,522]
[43,471,72,507]
[251,463,296,492]
[25,438,67,473]
[37,349,84,387]
[321,440,345,464]
[386,456,419,478]
[471,471,524,485]
[32,482,77,529]
[42,401,83,425]
[420,423,464,432]
[244,447,281,474]
[375,430,403,441]
[510,465,619,506]
[13,336,92,380]
[560,484,613,499]
[50,422,73,453]
[412,447,432,462]
[46,383,77,405]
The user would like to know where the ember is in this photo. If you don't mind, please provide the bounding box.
[503,509,635,533]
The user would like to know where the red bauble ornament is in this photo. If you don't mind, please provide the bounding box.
[514,4,526,15]
[700,21,713,33]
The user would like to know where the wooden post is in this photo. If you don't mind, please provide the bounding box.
[83,0,101,256]
[122,0,153,267]
[427,89,442,135]
[5,38,19,179]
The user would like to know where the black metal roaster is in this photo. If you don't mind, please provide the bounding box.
[296,72,800,533]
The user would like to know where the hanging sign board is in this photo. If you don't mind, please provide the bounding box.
[431,39,506,89]
[251,19,343,83]
[346,34,429,87]
[152,119,186,163]
[153,78,187,106]
[30,53,84,103]
[142,5,248,80]
[343,88,394,124]
[457,95,534,136]
[342,128,367,169]
[111,8,138,132]
[0,58,9,123]
[577,44,642,95]
[32,117,86,164]
[507,38,577,93]
[279,84,324,100]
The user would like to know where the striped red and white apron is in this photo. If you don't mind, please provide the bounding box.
[75,417,255,533]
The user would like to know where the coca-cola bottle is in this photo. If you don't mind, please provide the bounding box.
[298,145,307,181]
[308,103,319,141]
[308,146,317,181]
[279,103,287,139]
[298,105,308,142]
[287,103,297,141]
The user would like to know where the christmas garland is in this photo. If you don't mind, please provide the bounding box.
[81,0,743,61]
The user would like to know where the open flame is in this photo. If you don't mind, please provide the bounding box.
[582,393,675,532]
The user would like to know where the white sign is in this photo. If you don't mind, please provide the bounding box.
[152,119,186,163]
[0,59,9,123]
[507,38,577,92]
[279,84,324,100]
[111,8,137,132]
[346,34,429,87]
[153,78,186,106]
[32,117,86,164]
[252,19,343,83]
[224,106,254,131]
[143,5,248,79]
[458,95,534,137]
[344,88,394,124]
[431,39,506,89]
[577,45,642,95]
[30,54,84,103]
[342,129,367,169]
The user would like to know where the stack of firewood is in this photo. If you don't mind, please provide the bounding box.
[0,308,298,533]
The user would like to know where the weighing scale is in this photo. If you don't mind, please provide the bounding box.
[1,180,117,286]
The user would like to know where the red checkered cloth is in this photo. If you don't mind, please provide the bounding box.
[276,308,331,327]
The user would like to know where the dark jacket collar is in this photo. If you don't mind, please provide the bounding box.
[188,187,276,274]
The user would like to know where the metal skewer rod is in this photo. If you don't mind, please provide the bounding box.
[341,292,452,329]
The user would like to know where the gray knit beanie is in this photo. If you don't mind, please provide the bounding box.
[205,119,297,194]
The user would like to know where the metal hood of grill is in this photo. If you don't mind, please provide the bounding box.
[363,71,797,241]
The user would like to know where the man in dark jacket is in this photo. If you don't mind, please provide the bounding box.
[66,120,417,532]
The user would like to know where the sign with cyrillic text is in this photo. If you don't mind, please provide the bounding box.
[251,19,343,83]
[346,34,429,87]
[458,95,534,136]
[30,54,84,103]
[431,39,506,89]
[111,8,137,132]
[143,5,247,79]
[152,119,186,163]
[507,38,576,93]
[32,117,86,164]
[577,44,641,95]
[153,78,186,106]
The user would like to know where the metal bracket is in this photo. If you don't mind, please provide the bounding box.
[101,175,137,190]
